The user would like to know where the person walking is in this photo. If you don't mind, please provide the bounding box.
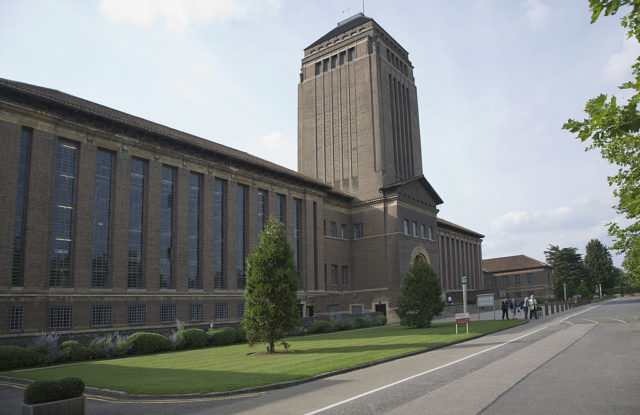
[510,298,518,319]
[501,298,509,320]
[529,295,538,319]
[522,297,529,320]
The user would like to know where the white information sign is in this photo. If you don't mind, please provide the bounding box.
[477,294,494,307]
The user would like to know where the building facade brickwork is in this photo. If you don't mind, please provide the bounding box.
[0,14,485,338]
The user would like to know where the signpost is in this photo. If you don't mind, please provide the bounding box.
[455,313,469,334]
[476,293,495,320]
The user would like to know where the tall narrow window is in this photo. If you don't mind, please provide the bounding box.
[9,307,24,331]
[128,158,146,288]
[293,198,302,288]
[329,222,337,237]
[331,264,338,285]
[237,184,247,289]
[50,140,78,288]
[91,149,114,288]
[276,193,286,223]
[159,166,175,288]
[348,47,355,61]
[257,189,266,239]
[214,179,226,289]
[353,223,363,239]
[342,265,348,285]
[12,128,31,287]
[188,173,202,289]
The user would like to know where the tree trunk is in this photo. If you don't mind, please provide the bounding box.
[269,340,275,353]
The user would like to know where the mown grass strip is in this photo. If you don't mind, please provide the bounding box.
[2,320,523,395]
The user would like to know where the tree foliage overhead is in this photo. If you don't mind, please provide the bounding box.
[563,0,640,287]
[584,239,615,289]
[242,218,300,353]
[544,245,589,299]
[396,258,444,328]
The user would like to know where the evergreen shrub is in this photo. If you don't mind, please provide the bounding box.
[0,346,41,370]
[332,320,353,331]
[373,315,387,326]
[354,317,372,328]
[234,326,247,343]
[23,377,84,405]
[307,320,333,334]
[176,328,208,349]
[127,332,171,355]
[208,327,236,346]
[60,340,92,361]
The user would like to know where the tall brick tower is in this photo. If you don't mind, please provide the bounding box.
[298,14,423,200]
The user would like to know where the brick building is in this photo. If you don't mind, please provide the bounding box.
[482,255,553,300]
[0,14,484,337]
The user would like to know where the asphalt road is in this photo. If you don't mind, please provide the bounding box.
[1,297,638,414]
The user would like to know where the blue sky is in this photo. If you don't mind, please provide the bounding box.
[1,0,635,267]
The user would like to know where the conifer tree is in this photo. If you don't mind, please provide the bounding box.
[396,258,444,328]
[242,219,300,353]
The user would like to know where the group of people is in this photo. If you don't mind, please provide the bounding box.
[500,295,538,320]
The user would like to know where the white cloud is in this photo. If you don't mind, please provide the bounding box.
[524,0,551,30]
[260,131,289,151]
[100,0,283,33]
[603,35,640,84]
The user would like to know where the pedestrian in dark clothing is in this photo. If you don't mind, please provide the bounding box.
[522,297,529,319]
[501,299,509,320]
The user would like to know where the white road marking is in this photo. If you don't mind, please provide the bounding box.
[304,306,598,415]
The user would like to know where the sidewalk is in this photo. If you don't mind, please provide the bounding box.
[434,301,579,323]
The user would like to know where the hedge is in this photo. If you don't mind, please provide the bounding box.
[308,320,333,334]
[127,332,172,355]
[23,377,84,405]
[208,327,236,346]
[176,328,208,350]
[0,346,42,370]
[60,340,92,362]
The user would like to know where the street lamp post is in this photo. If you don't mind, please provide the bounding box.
[462,276,468,314]
[563,282,567,302]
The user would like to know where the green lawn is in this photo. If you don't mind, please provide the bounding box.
[3,320,522,395]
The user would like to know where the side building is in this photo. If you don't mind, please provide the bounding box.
[482,255,553,300]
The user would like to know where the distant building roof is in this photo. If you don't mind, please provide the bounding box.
[306,13,373,49]
[482,255,551,273]
[437,218,484,239]
[0,77,356,200]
